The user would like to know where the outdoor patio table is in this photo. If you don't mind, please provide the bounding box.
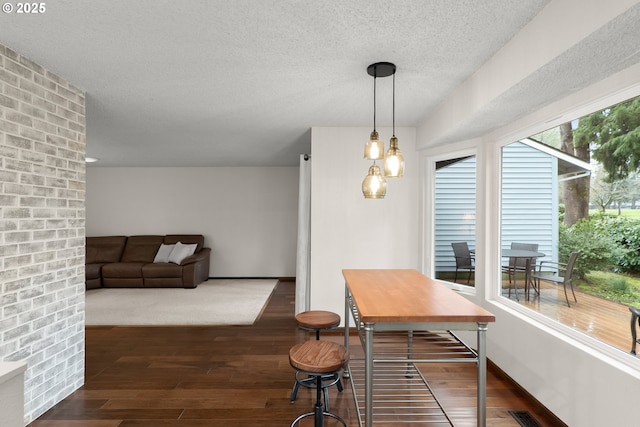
[502,249,545,300]
[342,269,495,427]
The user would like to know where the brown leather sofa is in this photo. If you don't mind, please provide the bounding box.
[85,234,210,289]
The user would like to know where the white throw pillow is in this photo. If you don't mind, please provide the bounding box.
[168,241,197,264]
[153,244,175,263]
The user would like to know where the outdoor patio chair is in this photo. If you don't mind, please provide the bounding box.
[532,251,580,307]
[451,242,474,284]
[630,306,640,355]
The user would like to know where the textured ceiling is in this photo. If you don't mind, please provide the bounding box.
[1,0,637,167]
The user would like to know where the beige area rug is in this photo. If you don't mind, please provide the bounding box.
[85,279,278,326]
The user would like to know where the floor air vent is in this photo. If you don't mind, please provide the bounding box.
[509,410,542,427]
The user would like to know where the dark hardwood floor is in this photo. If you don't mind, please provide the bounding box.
[28,280,565,426]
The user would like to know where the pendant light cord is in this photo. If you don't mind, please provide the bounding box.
[392,72,395,137]
[373,74,377,131]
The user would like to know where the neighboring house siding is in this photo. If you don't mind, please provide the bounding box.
[501,141,557,263]
[435,156,476,272]
[434,143,558,274]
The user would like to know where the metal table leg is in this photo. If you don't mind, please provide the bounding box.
[477,322,488,427]
[364,322,374,427]
[344,285,350,378]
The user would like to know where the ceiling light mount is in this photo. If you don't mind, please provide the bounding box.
[367,62,396,78]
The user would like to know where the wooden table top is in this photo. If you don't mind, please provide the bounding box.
[343,269,495,324]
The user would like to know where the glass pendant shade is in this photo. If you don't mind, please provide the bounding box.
[364,130,385,160]
[362,164,387,199]
[384,136,405,177]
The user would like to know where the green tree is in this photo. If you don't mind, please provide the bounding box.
[560,122,590,226]
[590,169,620,213]
[574,97,640,183]
[627,173,640,209]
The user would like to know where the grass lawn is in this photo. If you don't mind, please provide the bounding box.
[578,270,640,306]
[589,208,640,219]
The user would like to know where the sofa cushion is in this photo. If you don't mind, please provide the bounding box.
[86,236,127,264]
[153,244,175,263]
[168,242,197,264]
[142,263,184,287]
[142,263,183,278]
[120,235,164,263]
[85,263,104,289]
[85,263,103,280]
[102,276,145,288]
[102,262,145,278]
[164,235,204,252]
[102,262,146,287]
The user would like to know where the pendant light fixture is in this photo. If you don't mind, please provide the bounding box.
[364,65,384,160]
[384,70,405,178]
[362,62,395,199]
[362,163,387,199]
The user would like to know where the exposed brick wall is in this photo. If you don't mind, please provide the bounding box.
[0,43,86,423]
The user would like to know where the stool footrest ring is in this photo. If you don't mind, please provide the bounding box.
[290,409,348,427]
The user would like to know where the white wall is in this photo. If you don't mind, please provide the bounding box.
[86,166,299,277]
[308,127,419,319]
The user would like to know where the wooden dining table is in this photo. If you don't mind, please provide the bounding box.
[343,269,496,427]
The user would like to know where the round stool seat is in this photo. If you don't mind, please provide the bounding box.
[295,310,341,332]
[289,340,349,374]
[289,340,349,427]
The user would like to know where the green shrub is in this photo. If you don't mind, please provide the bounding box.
[559,220,618,278]
[593,216,640,273]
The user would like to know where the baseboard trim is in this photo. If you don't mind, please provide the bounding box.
[487,359,567,426]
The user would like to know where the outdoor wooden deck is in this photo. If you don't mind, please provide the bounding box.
[503,280,636,355]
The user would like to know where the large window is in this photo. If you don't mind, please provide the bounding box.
[499,95,640,355]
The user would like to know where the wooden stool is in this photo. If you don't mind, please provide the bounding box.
[289,340,349,427]
[291,311,344,408]
[296,310,341,340]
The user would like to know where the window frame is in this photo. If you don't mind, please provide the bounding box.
[489,102,640,370]
[422,84,640,371]
[422,145,479,295]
